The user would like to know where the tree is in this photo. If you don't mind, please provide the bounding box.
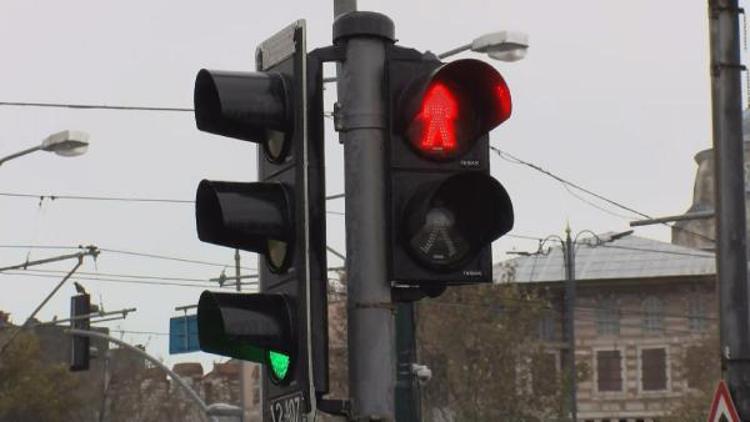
[0,330,86,422]
[664,333,720,422]
[416,277,567,421]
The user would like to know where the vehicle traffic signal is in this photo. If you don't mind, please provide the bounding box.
[193,20,327,417]
[387,48,515,288]
[69,293,91,371]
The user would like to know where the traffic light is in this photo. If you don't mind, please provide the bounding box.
[387,47,514,288]
[193,20,327,417]
[70,293,90,371]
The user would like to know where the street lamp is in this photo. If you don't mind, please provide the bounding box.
[0,130,90,166]
[437,30,530,62]
[509,227,633,421]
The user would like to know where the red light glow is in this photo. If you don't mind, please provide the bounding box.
[417,83,458,153]
[496,81,512,123]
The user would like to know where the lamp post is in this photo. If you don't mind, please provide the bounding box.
[0,130,90,166]
[512,227,633,421]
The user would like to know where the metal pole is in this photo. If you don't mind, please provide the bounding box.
[235,249,249,422]
[563,226,577,421]
[395,303,420,422]
[708,0,750,417]
[66,328,213,421]
[334,11,396,420]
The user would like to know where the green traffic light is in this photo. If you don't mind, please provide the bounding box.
[268,350,291,382]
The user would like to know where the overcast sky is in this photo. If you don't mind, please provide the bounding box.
[0,0,727,368]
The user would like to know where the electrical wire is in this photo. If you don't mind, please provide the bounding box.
[0,101,192,113]
[0,270,238,290]
[490,145,717,244]
[0,191,192,204]
[99,247,256,271]
[0,191,347,216]
[8,268,227,284]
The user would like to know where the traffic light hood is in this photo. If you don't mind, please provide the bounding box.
[197,291,295,361]
[195,180,294,259]
[194,69,292,157]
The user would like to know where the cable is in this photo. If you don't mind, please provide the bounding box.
[8,268,227,284]
[562,183,634,220]
[0,270,237,290]
[599,244,715,259]
[99,247,256,271]
[490,145,717,244]
[0,191,192,204]
[0,101,192,113]
[0,191,346,216]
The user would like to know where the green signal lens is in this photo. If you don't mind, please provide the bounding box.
[267,350,291,383]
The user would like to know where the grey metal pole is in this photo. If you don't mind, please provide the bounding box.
[708,0,750,417]
[563,226,577,421]
[334,11,396,420]
[66,328,213,422]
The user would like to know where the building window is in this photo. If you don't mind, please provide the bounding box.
[642,296,664,334]
[538,310,558,341]
[596,297,620,336]
[641,347,667,392]
[596,350,623,392]
[688,296,708,332]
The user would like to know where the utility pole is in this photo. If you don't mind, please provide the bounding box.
[334,11,397,420]
[563,225,577,421]
[708,0,750,418]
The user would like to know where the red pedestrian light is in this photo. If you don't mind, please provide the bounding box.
[416,83,458,155]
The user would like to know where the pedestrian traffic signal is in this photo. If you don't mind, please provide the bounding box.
[193,20,327,417]
[387,49,514,288]
[69,293,90,371]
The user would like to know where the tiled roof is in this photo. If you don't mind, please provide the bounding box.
[495,233,715,283]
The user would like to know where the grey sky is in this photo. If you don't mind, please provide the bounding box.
[0,0,720,367]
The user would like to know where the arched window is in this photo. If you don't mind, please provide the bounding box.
[642,296,664,334]
[596,297,620,336]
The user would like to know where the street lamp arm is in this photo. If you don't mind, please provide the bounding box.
[0,144,43,166]
[437,43,472,59]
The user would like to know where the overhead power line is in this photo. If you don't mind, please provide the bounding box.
[0,192,192,204]
[0,101,192,113]
[490,145,717,244]
[0,191,346,216]
[99,247,256,271]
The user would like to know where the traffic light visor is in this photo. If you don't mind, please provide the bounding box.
[196,180,294,271]
[194,69,292,162]
[197,291,295,362]
[403,173,513,270]
[406,59,512,160]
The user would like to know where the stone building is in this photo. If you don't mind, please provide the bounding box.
[496,235,718,421]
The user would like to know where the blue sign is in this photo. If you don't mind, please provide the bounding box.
[169,314,199,354]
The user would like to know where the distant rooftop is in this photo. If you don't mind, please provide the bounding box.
[495,233,715,284]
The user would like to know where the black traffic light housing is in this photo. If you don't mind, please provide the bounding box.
[193,20,327,417]
[70,293,90,372]
[387,46,515,289]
